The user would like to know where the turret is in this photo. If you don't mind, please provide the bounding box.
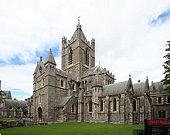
[45,49,56,66]
[62,36,67,55]
[91,38,95,51]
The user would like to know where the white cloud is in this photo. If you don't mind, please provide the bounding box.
[0,64,34,95]
[0,0,170,98]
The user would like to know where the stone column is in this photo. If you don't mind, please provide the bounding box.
[104,96,109,123]
[78,88,84,122]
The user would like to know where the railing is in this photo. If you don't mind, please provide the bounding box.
[133,129,145,135]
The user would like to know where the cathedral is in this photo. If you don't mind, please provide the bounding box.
[33,23,170,124]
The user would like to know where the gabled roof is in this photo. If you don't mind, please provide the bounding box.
[82,65,112,77]
[101,81,129,96]
[45,49,56,65]
[56,96,72,107]
[56,68,76,80]
[133,82,146,96]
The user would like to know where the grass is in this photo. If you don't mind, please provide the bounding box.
[0,122,144,135]
[0,118,18,121]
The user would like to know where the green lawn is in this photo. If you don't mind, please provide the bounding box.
[0,118,18,121]
[0,122,144,135]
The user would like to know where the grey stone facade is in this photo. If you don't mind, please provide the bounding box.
[33,23,170,124]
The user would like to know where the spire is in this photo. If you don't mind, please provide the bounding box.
[45,49,56,65]
[69,19,87,43]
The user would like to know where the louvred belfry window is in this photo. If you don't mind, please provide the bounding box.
[68,47,73,65]
[85,48,89,66]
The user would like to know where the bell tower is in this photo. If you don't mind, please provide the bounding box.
[62,22,95,81]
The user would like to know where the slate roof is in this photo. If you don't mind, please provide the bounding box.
[56,96,72,107]
[56,68,76,80]
[4,99,27,107]
[101,81,128,97]
[82,65,107,77]
[133,82,145,96]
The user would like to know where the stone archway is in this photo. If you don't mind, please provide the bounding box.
[38,107,42,120]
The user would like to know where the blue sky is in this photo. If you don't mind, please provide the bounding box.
[150,8,170,25]
[0,0,170,100]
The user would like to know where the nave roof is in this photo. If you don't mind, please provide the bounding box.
[101,81,129,96]
[55,96,72,107]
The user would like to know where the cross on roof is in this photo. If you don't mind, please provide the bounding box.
[78,16,80,25]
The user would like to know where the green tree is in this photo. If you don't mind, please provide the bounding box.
[162,40,170,93]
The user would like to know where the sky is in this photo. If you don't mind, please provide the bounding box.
[0,0,170,100]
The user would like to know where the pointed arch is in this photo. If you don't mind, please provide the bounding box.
[133,99,137,112]
[71,104,76,113]
[68,47,73,65]
[113,98,117,111]
[38,107,42,120]
[89,101,92,112]
[99,99,104,112]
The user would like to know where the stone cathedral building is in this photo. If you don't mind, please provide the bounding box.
[33,23,170,124]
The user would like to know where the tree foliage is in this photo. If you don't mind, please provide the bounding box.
[162,40,170,93]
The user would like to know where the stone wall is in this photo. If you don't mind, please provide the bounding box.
[0,120,36,129]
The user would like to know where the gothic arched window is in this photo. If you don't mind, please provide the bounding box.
[113,98,117,111]
[133,99,137,112]
[158,110,166,119]
[68,47,73,65]
[71,104,75,113]
[85,48,89,66]
[89,101,92,112]
[38,107,42,120]
[99,99,104,112]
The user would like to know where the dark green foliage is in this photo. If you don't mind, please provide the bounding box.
[0,122,144,135]
[162,40,170,93]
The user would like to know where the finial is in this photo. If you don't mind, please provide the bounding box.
[129,74,131,78]
[78,16,80,25]
[146,76,148,79]
[40,56,42,62]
